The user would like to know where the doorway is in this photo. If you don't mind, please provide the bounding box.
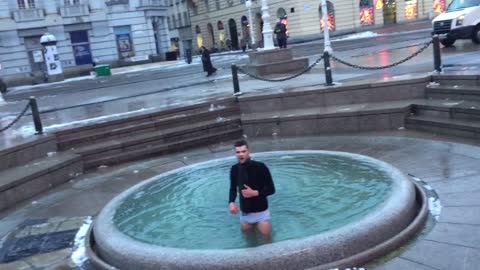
[228,19,239,50]
[383,0,397,24]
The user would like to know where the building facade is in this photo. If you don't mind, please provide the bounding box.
[0,0,171,85]
[188,0,451,50]
[166,0,193,58]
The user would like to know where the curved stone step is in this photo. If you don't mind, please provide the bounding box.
[85,128,243,169]
[0,152,83,211]
[406,115,480,139]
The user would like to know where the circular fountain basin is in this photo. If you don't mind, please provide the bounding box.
[92,151,422,270]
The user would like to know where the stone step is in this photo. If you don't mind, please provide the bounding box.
[0,135,57,172]
[0,152,83,211]
[85,127,243,169]
[412,101,480,121]
[54,98,237,147]
[431,74,480,87]
[57,105,239,150]
[241,100,415,137]
[406,115,480,140]
[426,85,480,101]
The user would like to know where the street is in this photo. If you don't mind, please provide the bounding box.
[1,23,480,139]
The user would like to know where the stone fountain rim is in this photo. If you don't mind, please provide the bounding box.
[91,150,422,270]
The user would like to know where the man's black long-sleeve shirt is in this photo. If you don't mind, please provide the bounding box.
[229,159,275,213]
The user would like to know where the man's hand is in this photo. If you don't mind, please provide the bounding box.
[241,185,259,198]
[229,202,238,215]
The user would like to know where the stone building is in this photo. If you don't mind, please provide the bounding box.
[0,0,171,85]
[166,0,193,59]
[188,0,449,50]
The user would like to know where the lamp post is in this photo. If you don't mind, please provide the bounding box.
[245,0,255,49]
[261,0,274,50]
[321,0,332,53]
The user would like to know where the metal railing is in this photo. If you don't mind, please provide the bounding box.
[0,97,43,135]
[230,36,443,95]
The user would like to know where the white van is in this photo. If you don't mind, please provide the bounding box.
[432,0,480,46]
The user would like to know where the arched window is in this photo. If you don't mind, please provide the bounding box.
[207,23,215,46]
[360,0,374,26]
[319,1,335,31]
[195,25,201,34]
[276,8,287,19]
[217,20,224,30]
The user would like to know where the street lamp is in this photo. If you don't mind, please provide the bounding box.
[321,0,332,53]
[245,0,255,49]
[261,0,274,50]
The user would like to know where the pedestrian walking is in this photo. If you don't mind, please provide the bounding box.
[274,19,288,48]
[200,46,217,77]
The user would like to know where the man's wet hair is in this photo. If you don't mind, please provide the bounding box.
[234,140,249,148]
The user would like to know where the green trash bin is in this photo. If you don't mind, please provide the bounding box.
[95,64,111,77]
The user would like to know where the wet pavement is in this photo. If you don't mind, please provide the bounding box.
[0,131,479,269]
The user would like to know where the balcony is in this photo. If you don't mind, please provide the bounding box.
[106,0,129,5]
[60,4,89,17]
[13,8,44,22]
[138,0,168,9]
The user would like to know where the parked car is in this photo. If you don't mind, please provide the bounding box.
[432,0,480,47]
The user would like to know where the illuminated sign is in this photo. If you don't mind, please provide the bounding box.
[375,0,384,9]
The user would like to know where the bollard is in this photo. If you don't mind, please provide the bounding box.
[323,51,334,86]
[29,96,43,135]
[231,64,242,96]
[432,35,442,73]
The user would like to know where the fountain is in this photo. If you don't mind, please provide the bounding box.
[89,151,427,269]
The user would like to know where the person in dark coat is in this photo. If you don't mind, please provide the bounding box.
[201,46,217,77]
[274,19,288,48]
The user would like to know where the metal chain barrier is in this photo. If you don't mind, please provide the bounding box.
[0,102,31,133]
[331,40,433,70]
[237,55,324,82]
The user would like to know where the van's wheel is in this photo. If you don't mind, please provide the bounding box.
[472,25,480,44]
[440,36,456,47]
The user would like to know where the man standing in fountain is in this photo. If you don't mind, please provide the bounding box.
[229,140,275,241]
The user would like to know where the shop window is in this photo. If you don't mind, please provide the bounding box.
[405,0,417,20]
[70,31,92,65]
[319,1,335,31]
[360,0,375,26]
[217,21,224,30]
[114,26,135,59]
[432,0,445,13]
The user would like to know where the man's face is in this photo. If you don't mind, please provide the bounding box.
[235,145,250,164]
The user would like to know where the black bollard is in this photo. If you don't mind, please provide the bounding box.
[323,51,334,86]
[433,35,442,73]
[29,96,43,135]
[231,64,242,96]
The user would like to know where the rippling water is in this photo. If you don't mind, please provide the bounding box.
[114,152,393,249]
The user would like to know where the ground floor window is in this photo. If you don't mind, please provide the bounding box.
[70,30,92,65]
[360,0,375,26]
[405,0,418,20]
[432,0,446,13]
[319,1,336,31]
[114,26,135,59]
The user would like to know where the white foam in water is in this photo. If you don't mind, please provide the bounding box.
[428,197,442,221]
[71,216,93,266]
[133,191,145,200]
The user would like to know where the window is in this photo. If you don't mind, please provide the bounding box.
[64,0,80,5]
[183,11,189,25]
[172,15,177,28]
[215,0,220,10]
[167,17,171,30]
[205,0,210,12]
[177,13,182,27]
[359,0,374,26]
[17,0,36,9]
[240,0,245,4]
[319,1,335,31]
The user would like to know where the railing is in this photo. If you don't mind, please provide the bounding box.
[60,4,89,17]
[12,8,44,22]
[138,0,167,8]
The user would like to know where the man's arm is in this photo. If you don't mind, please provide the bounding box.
[259,163,275,197]
[229,166,237,203]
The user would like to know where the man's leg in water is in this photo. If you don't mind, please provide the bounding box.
[241,222,254,232]
[241,222,257,247]
[257,221,272,243]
